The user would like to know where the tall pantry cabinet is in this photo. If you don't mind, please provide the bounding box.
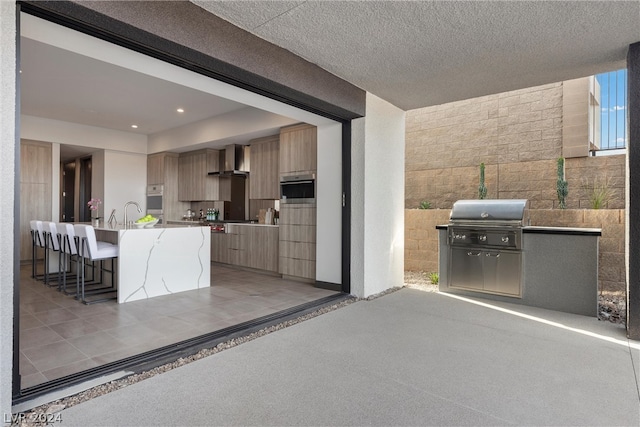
[278,124,318,281]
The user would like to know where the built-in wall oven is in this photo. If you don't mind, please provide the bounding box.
[280,174,315,204]
[146,184,164,223]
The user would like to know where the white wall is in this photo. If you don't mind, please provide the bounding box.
[21,115,147,154]
[351,117,366,297]
[0,1,16,418]
[104,151,148,223]
[148,107,297,152]
[316,122,343,285]
[351,93,405,297]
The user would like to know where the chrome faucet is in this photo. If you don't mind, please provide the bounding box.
[123,201,142,226]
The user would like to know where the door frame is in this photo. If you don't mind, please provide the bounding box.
[14,0,361,401]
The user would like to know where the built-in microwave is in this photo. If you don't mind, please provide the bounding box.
[280,174,315,204]
[146,184,164,218]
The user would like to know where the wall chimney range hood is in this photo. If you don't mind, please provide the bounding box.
[208,144,249,176]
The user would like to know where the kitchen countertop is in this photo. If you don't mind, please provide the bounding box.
[226,223,279,227]
[96,223,207,231]
[167,220,279,228]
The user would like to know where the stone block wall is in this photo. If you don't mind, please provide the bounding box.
[406,82,626,210]
[565,155,625,209]
[405,209,450,273]
[405,209,626,294]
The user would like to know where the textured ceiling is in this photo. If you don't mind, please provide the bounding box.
[193,1,640,110]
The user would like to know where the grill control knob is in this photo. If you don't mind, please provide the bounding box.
[501,236,509,243]
[460,234,466,240]
[479,235,487,242]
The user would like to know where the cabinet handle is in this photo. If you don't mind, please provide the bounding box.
[467,251,482,257]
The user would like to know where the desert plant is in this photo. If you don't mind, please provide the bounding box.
[582,175,615,209]
[478,163,488,200]
[556,157,568,209]
[428,272,439,285]
[418,200,432,209]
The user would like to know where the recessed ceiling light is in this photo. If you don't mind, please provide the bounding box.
[177,108,185,113]
[131,125,138,129]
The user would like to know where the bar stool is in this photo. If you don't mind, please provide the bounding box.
[29,220,46,280]
[74,224,119,304]
[43,222,63,288]
[57,223,79,295]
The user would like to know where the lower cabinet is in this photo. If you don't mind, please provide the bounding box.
[210,232,230,264]
[246,226,279,272]
[210,225,279,273]
[279,205,316,280]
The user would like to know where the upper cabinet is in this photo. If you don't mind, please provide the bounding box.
[178,149,230,201]
[279,124,317,175]
[147,152,166,185]
[249,134,279,199]
[147,152,185,220]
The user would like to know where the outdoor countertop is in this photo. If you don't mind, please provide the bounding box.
[435,224,602,236]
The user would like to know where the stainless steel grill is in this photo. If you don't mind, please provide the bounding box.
[447,199,529,297]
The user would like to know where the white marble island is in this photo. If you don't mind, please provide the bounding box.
[95,224,210,303]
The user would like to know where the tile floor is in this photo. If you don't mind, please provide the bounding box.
[19,263,339,389]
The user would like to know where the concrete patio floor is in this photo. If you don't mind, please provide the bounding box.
[53,288,640,426]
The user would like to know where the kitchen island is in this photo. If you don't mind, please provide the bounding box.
[95,223,210,303]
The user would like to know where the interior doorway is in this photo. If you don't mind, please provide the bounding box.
[78,157,92,222]
[61,157,92,223]
[61,161,75,222]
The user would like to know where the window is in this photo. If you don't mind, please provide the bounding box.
[596,69,627,151]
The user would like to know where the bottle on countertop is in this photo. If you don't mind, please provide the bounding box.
[199,209,204,220]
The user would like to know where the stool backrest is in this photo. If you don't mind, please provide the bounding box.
[44,222,60,251]
[73,224,98,260]
[30,220,45,248]
[57,223,77,255]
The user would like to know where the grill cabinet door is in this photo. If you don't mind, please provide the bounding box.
[449,247,484,291]
[481,250,521,296]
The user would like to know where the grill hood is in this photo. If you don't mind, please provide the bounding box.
[450,199,529,223]
[208,145,249,176]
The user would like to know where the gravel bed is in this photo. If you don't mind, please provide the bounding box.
[13,273,626,425]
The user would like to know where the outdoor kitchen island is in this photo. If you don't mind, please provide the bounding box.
[437,200,601,316]
[95,223,211,303]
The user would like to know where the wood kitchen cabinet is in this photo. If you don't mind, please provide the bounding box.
[20,141,52,261]
[279,124,317,175]
[226,224,247,267]
[210,232,230,264]
[246,226,279,272]
[147,152,186,222]
[147,153,165,185]
[279,204,316,280]
[249,134,279,199]
[178,149,231,201]
[212,224,279,273]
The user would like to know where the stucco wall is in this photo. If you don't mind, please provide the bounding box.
[405,209,626,294]
[352,93,405,298]
[406,82,625,210]
[0,0,16,417]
